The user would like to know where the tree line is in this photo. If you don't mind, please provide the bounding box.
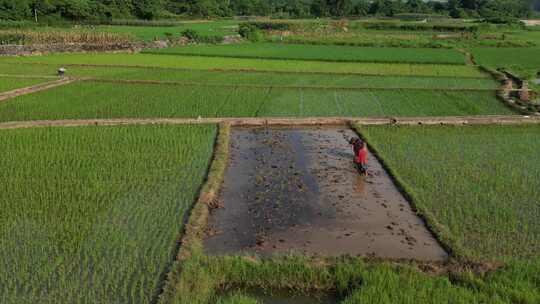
[0,0,536,22]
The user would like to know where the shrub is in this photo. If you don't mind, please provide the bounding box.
[181,29,200,41]
[238,24,262,42]
[181,29,223,44]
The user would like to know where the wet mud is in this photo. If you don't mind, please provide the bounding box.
[205,127,448,261]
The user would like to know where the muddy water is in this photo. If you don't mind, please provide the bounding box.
[205,127,448,261]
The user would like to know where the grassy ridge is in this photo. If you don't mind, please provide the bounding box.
[0,54,488,78]
[0,81,512,122]
[360,125,540,261]
[0,77,50,93]
[146,43,466,65]
[0,125,216,304]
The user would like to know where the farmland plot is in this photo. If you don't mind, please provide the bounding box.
[359,124,540,261]
[0,54,488,77]
[0,125,216,304]
[0,76,52,93]
[0,62,498,90]
[0,81,512,122]
[147,43,466,65]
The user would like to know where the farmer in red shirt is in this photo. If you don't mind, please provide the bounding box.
[349,138,369,176]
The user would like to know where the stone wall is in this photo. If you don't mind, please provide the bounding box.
[0,42,141,56]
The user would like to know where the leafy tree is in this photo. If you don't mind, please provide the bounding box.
[310,0,329,17]
[353,0,369,16]
[0,0,31,20]
[134,0,161,19]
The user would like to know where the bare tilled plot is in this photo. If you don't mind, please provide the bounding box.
[205,126,448,261]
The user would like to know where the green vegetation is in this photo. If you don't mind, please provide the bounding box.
[169,255,540,304]
[0,76,50,92]
[471,47,540,79]
[96,21,238,41]
[158,122,540,304]
[0,124,216,304]
[359,124,540,261]
[0,62,499,90]
[146,43,467,65]
[0,0,533,21]
[0,81,512,122]
[0,54,488,78]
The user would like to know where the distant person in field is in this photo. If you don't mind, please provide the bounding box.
[349,138,368,176]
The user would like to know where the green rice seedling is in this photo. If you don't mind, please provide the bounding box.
[0,76,51,92]
[145,43,467,65]
[0,124,216,304]
[0,62,498,90]
[0,53,488,78]
[359,124,540,261]
[0,81,512,122]
[470,47,540,80]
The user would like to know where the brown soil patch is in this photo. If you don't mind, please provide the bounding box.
[204,126,448,261]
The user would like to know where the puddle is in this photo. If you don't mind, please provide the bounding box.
[205,126,448,261]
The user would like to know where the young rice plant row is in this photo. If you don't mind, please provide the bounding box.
[0,125,216,304]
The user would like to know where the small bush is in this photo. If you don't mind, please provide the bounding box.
[238,24,262,42]
[181,29,200,41]
[181,29,223,44]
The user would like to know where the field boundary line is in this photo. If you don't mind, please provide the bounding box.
[156,123,231,304]
[80,77,498,92]
[0,62,491,79]
[0,74,60,80]
[0,77,78,103]
[1,115,540,130]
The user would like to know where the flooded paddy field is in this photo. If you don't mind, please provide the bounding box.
[205,126,447,261]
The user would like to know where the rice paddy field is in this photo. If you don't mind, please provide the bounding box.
[1,19,539,304]
[146,43,467,64]
[0,53,487,77]
[0,63,499,90]
[359,124,540,261]
[471,47,540,79]
[0,76,51,93]
[0,125,216,304]
[0,81,512,122]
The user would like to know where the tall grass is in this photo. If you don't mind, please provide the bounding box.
[0,124,216,304]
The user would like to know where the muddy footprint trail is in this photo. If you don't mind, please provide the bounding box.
[205,126,448,261]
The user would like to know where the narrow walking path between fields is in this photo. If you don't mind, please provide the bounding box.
[0,115,539,130]
[205,127,448,260]
[0,77,78,103]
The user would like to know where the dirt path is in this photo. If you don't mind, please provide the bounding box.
[204,127,448,261]
[0,77,77,103]
[0,115,539,130]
